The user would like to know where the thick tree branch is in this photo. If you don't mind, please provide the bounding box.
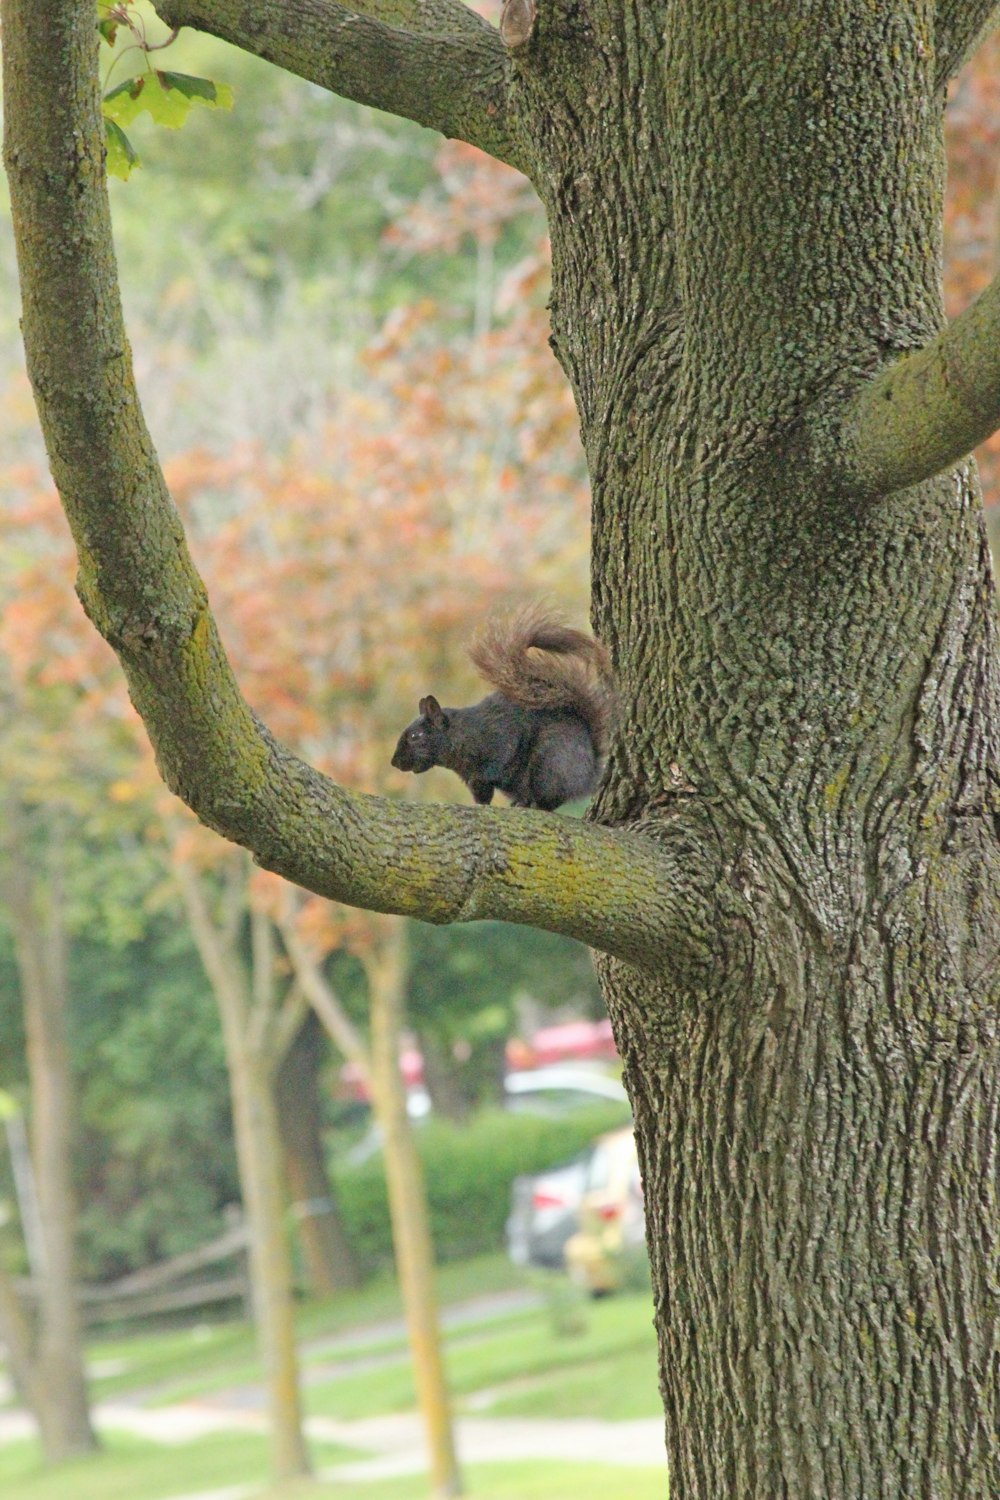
[935,1,1000,89]
[1,0,716,977]
[153,0,526,171]
[813,272,1000,499]
[325,0,496,41]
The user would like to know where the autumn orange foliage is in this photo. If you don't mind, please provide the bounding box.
[944,36,1000,511]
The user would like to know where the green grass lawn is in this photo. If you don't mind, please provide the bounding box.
[83,1252,525,1407]
[90,1255,660,1426]
[116,1279,659,1425]
[86,1320,256,1404]
[479,1339,663,1421]
[310,1460,669,1500]
[303,1287,660,1422]
[0,1444,667,1500]
[0,1432,353,1500]
[0,1256,665,1500]
[449,1291,659,1417]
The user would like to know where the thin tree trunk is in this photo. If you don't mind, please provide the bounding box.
[275,1012,360,1295]
[417,1032,473,1122]
[365,917,462,1500]
[225,1035,311,1480]
[4,813,97,1462]
[175,860,310,1482]
[0,1261,46,1422]
[279,913,463,1496]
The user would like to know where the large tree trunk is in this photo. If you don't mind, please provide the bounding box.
[526,5,1000,1493]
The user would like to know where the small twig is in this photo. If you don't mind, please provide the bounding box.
[144,25,180,52]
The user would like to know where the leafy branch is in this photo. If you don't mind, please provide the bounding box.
[97,1,233,178]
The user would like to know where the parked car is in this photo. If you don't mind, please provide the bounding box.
[506,1018,618,1070]
[505,1153,592,1270]
[504,1070,630,1269]
[564,1124,646,1295]
[344,1065,626,1168]
[503,1066,628,1116]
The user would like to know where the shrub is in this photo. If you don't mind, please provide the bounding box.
[332,1102,629,1273]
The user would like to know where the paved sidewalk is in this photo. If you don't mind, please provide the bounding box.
[0,1400,667,1476]
[314,1412,668,1480]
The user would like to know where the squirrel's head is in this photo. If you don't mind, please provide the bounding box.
[391,696,450,774]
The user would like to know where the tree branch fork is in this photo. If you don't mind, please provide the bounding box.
[152,0,528,171]
[786,266,1000,504]
[4,0,1000,973]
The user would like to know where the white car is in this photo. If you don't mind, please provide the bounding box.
[503,1066,628,1115]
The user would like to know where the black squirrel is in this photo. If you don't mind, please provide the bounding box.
[390,604,613,811]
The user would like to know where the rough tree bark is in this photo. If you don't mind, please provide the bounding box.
[4,0,1000,1495]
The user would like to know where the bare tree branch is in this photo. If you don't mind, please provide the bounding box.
[153,0,526,171]
[277,920,372,1074]
[814,272,1000,499]
[267,982,312,1075]
[174,862,250,1028]
[935,1,1000,89]
[1,0,718,977]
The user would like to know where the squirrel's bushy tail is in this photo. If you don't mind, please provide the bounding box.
[469,603,614,757]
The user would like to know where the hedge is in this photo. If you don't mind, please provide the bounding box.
[331,1102,630,1273]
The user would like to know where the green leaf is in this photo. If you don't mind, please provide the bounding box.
[97,0,120,32]
[104,118,140,180]
[159,72,234,108]
[103,71,234,131]
[0,1088,19,1122]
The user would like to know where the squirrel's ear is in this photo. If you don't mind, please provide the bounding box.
[418,696,430,717]
[422,695,447,727]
